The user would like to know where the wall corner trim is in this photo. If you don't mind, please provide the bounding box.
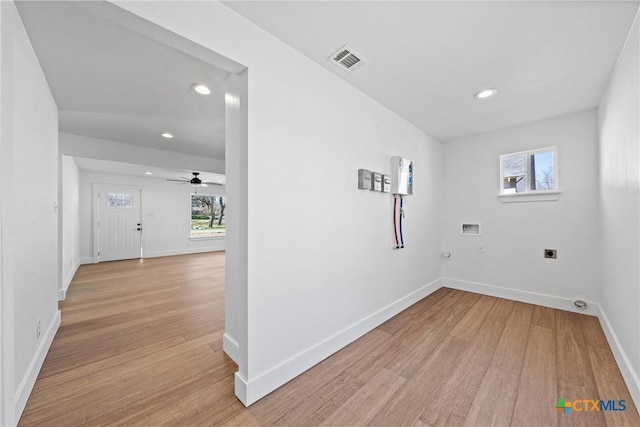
[14,310,61,421]
[234,372,249,406]
[598,307,640,414]
[242,278,444,406]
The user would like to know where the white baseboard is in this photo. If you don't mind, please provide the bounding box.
[81,248,224,264]
[143,247,224,259]
[598,307,640,414]
[14,310,61,420]
[235,372,249,406]
[442,277,598,317]
[223,333,240,365]
[59,259,81,300]
[241,278,443,406]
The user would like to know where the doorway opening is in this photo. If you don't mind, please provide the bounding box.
[11,1,249,424]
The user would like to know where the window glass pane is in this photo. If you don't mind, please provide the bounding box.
[107,192,134,208]
[190,194,226,238]
[502,153,526,194]
[531,151,555,191]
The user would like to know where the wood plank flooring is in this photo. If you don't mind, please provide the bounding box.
[19,252,639,426]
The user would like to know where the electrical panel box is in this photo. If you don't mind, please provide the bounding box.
[391,156,413,195]
[358,169,371,190]
[372,172,382,191]
[382,174,391,193]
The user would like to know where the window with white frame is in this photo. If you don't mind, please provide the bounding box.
[500,147,558,195]
[190,194,226,238]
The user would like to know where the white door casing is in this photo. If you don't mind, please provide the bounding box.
[95,185,142,262]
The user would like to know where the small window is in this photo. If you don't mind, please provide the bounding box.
[500,147,557,195]
[107,192,134,208]
[190,194,226,238]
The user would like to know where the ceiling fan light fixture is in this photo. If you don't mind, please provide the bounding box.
[192,84,211,95]
[474,88,498,99]
[190,172,202,185]
[167,172,222,187]
[161,132,174,139]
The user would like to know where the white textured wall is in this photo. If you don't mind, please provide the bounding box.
[61,155,80,297]
[1,2,59,422]
[598,10,640,408]
[116,0,443,405]
[441,110,600,312]
[78,170,225,261]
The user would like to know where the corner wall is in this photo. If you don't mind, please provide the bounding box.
[441,110,601,314]
[0,2,60,423]
[116,0,443,405]
[598,9,640,410]
[61,155,80,299]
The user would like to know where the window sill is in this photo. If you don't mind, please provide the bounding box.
[498,191,561,203]
[189,235,226,241]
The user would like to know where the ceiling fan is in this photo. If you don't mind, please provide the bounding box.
[166,172,222,187]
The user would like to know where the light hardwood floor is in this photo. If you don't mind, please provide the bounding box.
[19,252,639,426]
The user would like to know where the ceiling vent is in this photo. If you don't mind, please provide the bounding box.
[328,45,368,73]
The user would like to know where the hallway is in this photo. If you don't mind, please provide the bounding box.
[19,252,239,425]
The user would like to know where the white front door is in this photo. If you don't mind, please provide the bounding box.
[98,186,142,262]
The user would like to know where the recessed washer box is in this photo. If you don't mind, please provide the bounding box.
[462,224,480,235]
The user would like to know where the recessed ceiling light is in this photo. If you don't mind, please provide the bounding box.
[474,88,498,99]
[145,172,153,175]
[192,84,211,95]
[161,132,174,139]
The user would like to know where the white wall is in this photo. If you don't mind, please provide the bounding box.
[441,110,600,314]
[0,2,60,423]
[223,71,248,367]
[61,155,80,299]
[78,170,225,261]
[598,9,640,409]
[117,0,443,405]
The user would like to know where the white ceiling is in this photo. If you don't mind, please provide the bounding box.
[13,0,640,185]
[16,1,229,160]
[226,1,640,142]
[72,157,225,185]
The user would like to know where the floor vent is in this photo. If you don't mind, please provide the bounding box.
[328,45,368,73]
